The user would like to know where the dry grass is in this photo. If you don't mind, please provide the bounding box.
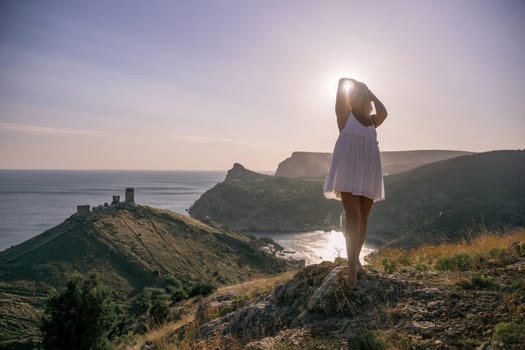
[215,270,295,297]
[366,227,525,273]
[115,271,295,350]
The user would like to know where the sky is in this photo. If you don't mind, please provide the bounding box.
[0,0,524,171]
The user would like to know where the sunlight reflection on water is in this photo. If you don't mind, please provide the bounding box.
[252,230,376,266]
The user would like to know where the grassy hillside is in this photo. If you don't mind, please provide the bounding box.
[367,150,525,247]
[0,203,290,348]
[117,228,525,349]
[189,173,341,232]
[380,149,474,175]
[190,150,524,247]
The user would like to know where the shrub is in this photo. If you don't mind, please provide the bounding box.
[470,253,488,269]
[170,288,189,303]
[149,299,170,327]
[136,287,171,328]
[492,321,525,346]
[357,330,385,350]
[380,258,397,274]
[39,272,121,350]
[189,282,216,297]
[414,263,428,272]
[488,247,513,264]
[164,274,183,288]
[519,242,525,256]
[397,252,411,265]
[435,253,472,271]
[470,273,496,289]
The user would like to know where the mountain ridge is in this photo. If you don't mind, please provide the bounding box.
[189,150,525,246]
[274,149,474,179]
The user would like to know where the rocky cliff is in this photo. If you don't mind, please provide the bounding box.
[274,149,473,179]
[274,151,332,179]
[189,165,342,232]
[225,163,270,182]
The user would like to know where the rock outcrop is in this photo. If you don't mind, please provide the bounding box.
[225,163,270,182]
[197,262,407,347]
[191,253,525,349]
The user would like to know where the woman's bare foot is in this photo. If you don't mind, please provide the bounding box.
[357,261,365,274]
[345,263,358,289]
[345,276,357,289]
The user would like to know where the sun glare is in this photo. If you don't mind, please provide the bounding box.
[342,80,354,93]
[323,68,368,101]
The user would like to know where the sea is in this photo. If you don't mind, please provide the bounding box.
[0,170,374,265]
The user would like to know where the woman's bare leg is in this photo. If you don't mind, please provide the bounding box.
[341,192,361,288]
[357,196,374,271]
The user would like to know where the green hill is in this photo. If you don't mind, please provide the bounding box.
[189,150,525,246]
[0,203,289,348]
[367,149,525,247]
[189,163,341,232]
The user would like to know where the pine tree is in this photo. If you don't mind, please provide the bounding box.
[39,272,121,350]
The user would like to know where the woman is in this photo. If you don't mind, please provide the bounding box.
[323,78,388,288]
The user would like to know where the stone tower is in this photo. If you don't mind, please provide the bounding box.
[112,195,120,205]
[77,205,90,217]
[125,187,135,204]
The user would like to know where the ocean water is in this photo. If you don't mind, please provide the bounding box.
[252,230,375,266]
[0,169,229,251]
[0,170,374,265]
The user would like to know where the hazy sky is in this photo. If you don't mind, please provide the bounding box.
[1,0,524,171]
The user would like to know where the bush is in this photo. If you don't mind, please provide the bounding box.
[488,247,514,264]
[492,321,525,346]
[170,287,189,303]
[149,300,170,327]
[380,258,397,274]
[435,253,472,271]
[414,263,428,272]
[189,282,216,297]
[519,242,525,256]
[136,287,171,328]
[357,330,385,350]
[39,272,121,350]
[164,274,183,288]
[470,273,496,289]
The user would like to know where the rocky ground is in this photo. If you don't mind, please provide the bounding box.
[178,256,524,349]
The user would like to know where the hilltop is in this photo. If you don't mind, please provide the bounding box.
[274,149,472,179]
[190,150,525,246]
[0,202,292,348]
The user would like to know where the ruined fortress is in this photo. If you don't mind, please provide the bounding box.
[76,187,135,217]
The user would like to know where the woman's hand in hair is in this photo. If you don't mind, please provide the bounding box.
[367,88,388,127]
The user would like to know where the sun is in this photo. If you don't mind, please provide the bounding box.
[342,80,354,93]
[323,68,368,100]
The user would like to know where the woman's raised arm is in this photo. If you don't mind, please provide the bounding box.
[368,89,388,128]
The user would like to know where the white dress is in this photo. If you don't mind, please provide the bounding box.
[323,111,385,202]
